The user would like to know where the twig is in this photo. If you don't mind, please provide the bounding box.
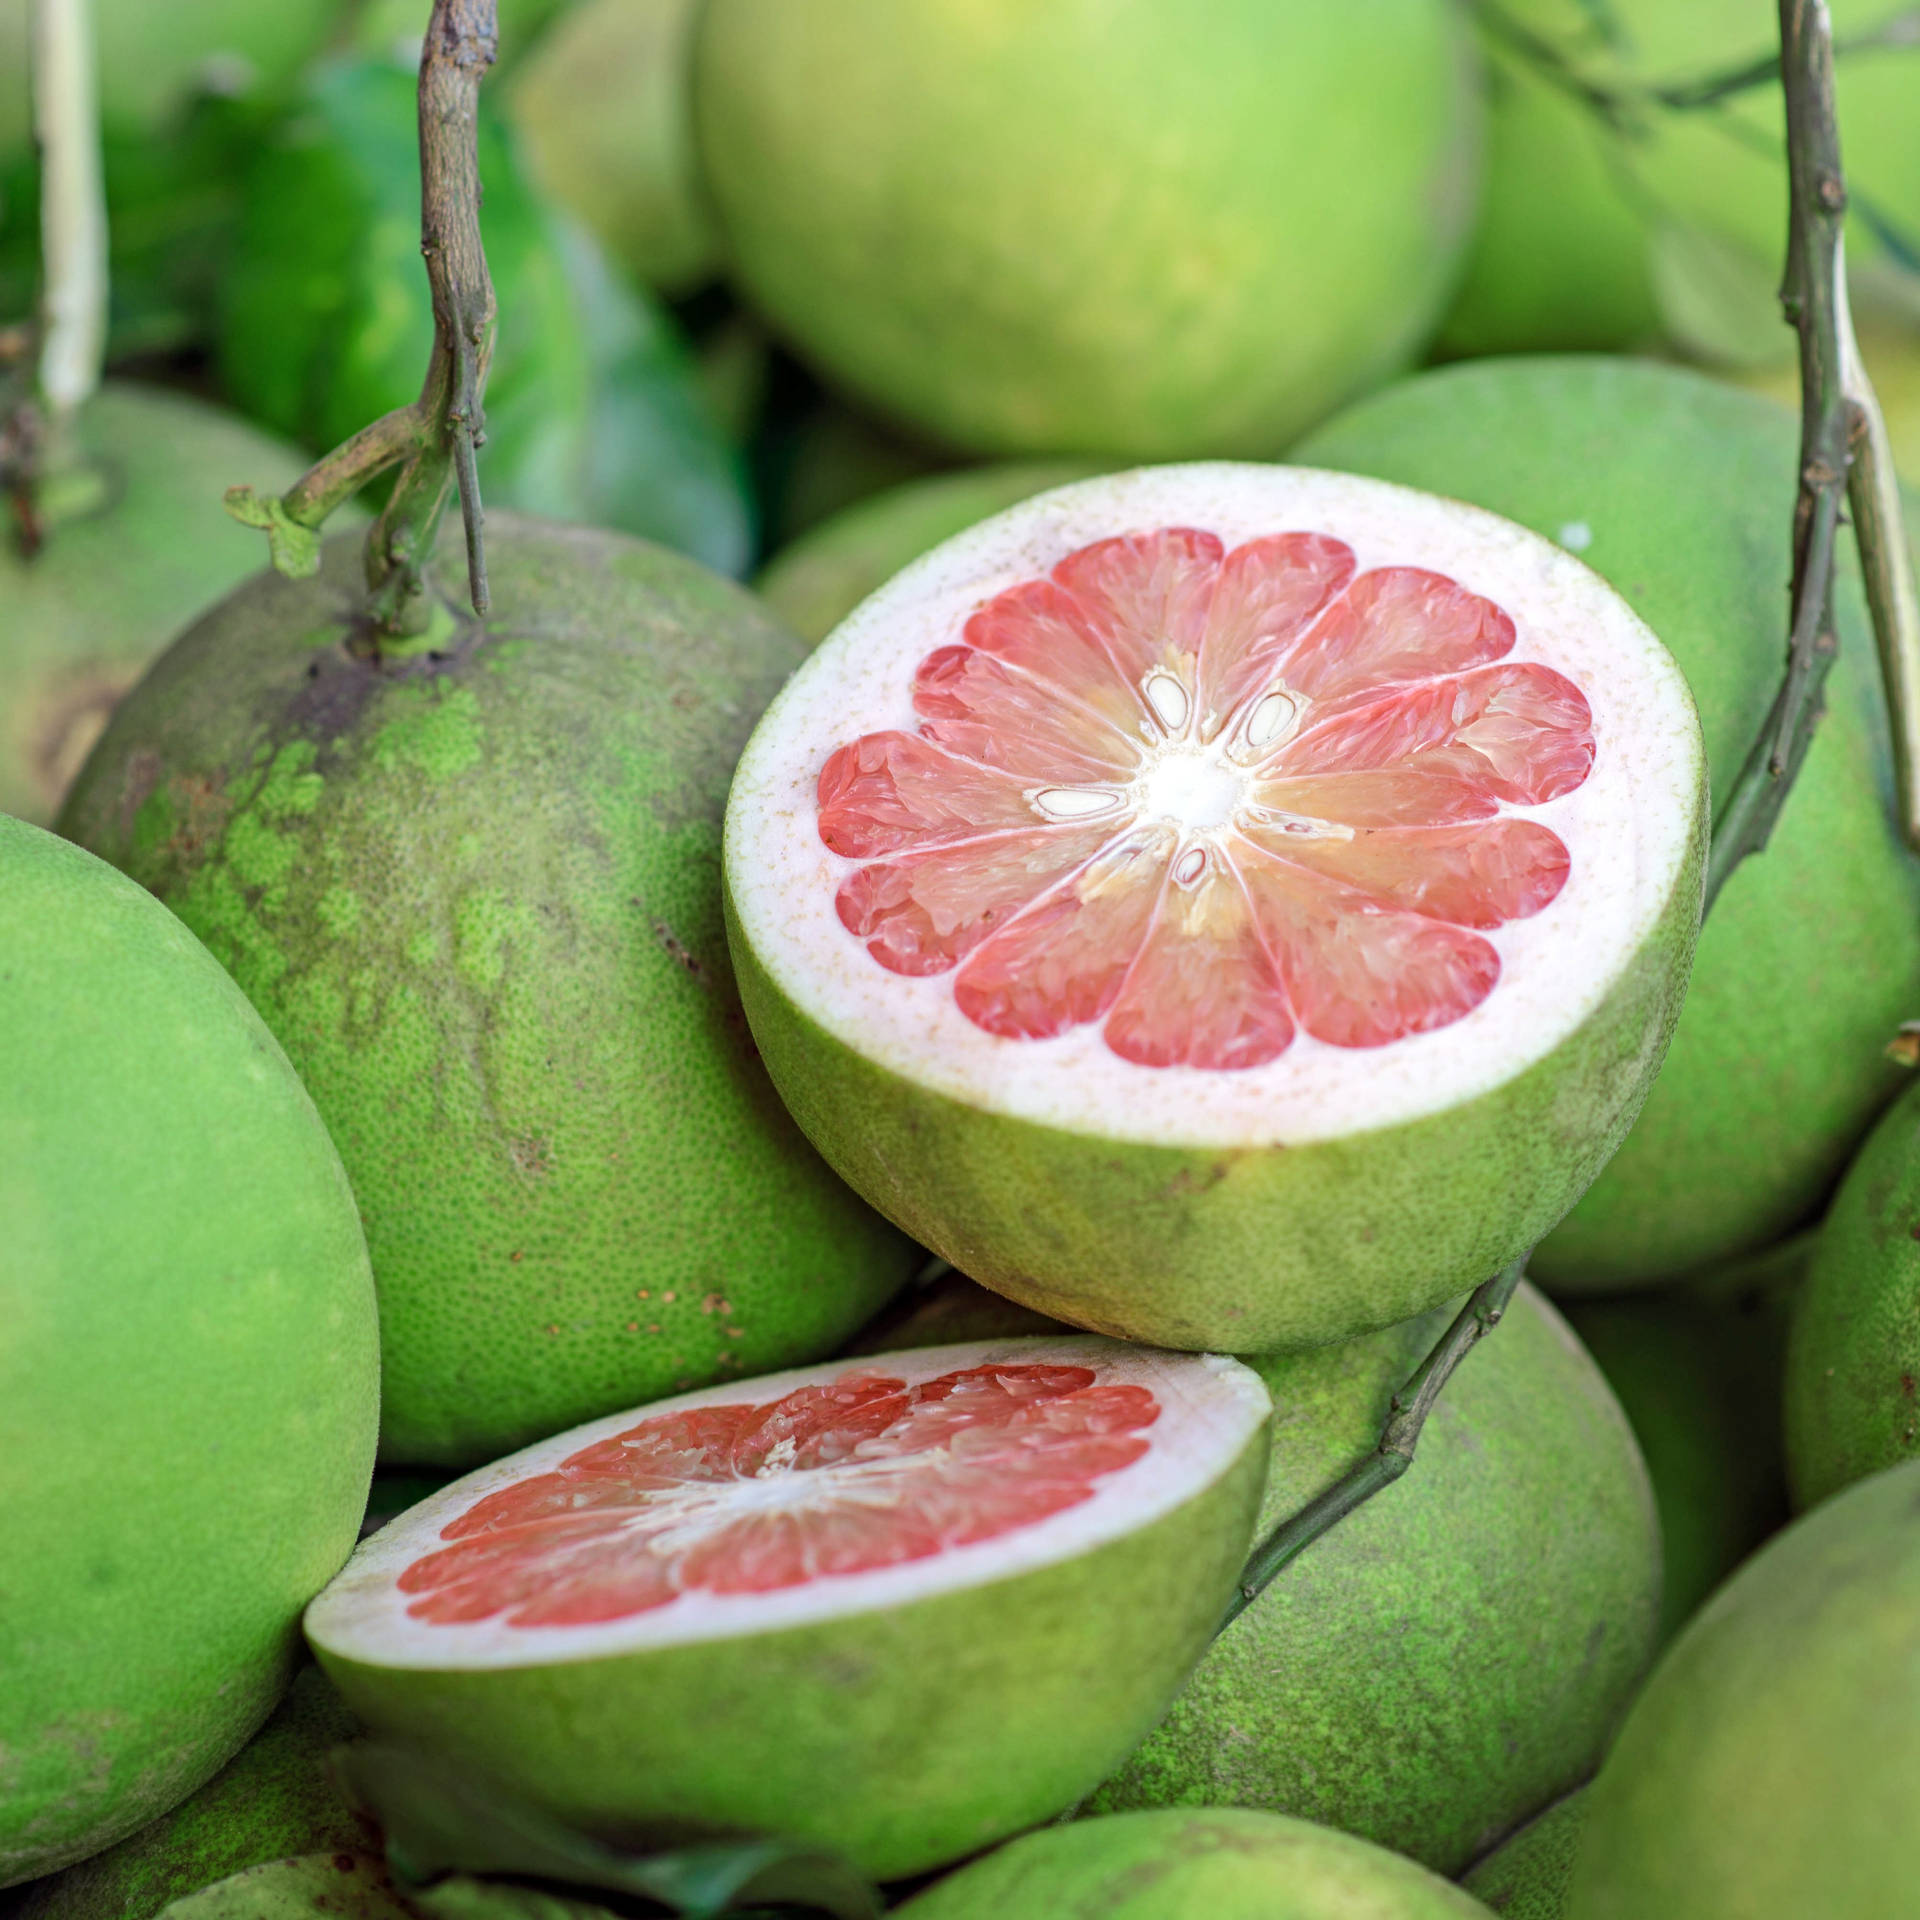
[226,0,498,640]
[32,0,106,420]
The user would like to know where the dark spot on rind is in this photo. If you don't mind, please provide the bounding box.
[650,917,710,987]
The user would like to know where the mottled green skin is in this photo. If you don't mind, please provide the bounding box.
[1460,1790,1588,1920]
[1565,1279,1790,1642]
[0,384,309,827]
[897,1811,1494,1919]
[727,810,1702,1353]
[0,822,378,1886]
[312,1421,1268,1881]
[18,1670,366,1920]
[756,461,1104,645]
[155,1856,411,1920]
[59,517,916,1465]
[1086,1288,1658,1874]
[1566,1459,1920,1918]
[1297,358,1920,1287]
[1784,1077,1920,1509]
[693,0,1481,460]
[1438,1,1920,361]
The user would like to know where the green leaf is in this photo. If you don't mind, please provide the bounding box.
[1647,219,1793,369]
[224,484,323,578]
[335,1744,883,1920]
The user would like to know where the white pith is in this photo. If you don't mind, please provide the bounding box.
[725,463,1703,1149]
[304,1338,1271,1673]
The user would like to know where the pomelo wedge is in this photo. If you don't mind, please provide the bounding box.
[305,1337,1271,1880]
[724,465,1706,1353]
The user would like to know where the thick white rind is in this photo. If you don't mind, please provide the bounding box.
[305,1337,1271,1672]
[725,463,1704,1149]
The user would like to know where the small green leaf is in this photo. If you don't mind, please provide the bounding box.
[1647,219,1793,369]
[225,483,323,578]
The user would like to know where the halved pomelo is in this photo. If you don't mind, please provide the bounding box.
[304,1338,1271,1879]
[723,465,1707,1352]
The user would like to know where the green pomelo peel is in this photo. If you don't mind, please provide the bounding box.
[1565,1458,1920,1917]
[1296,355,1920,1286]
[0,820,378,1885]
[1459,1789,1588,1920]
[895,1810,1495,1919]
[58,516,917,1467]
[154,1855,410,1920]
[693,0,1482,459]
[1087,1286,1657,1873]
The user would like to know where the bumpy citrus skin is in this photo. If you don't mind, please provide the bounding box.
[895,1810,1495,1920]
[1784,1079,1920,1510]
[1085,1287,1657,1874]
[58,518,916,1466]
[1566,1458,1920,1918]
[693,0,1481,460]
[0,384,310,826]
[1459,1789,1588,1920]
[1297,357,1920,1287]
[0,822,378,1887]
[17,1671,365,1920]
[149,1854,408,1920]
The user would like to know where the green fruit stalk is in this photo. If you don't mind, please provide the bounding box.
[0,820,378,1885]
[1297,356,1920,1287]
[59,516,917,1466]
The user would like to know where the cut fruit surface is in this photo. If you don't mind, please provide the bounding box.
[306,1339,1270,1877]
[725,465,1706,1352]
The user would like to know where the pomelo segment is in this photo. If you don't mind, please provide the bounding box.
[306,1338,1270,1879]
[725,466,1706,1353]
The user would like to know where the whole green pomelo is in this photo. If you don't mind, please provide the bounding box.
[1296,356,1920,1286]
[1438,0,1920,362]
[842,1268,1073,1355]
[1783,1076,1920,1508]
[155,1856,411,1920]
[693,0,1481,460]
[757,460,1104,646]
[17,1669,365,1920]
[0,819,378,1886]
[1563,1266,1792,1641]
[58,515,917,1467]
[896,1810,1494,1919]
[1565,1458,1920,1917]
[506,0,720,295]
[0,383,310,826]
[1459,1790,1587,1920]
[1087,1286,1659,1874]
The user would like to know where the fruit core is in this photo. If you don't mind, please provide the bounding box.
[817,527,1596,1069]
[396,1363,1159,1629]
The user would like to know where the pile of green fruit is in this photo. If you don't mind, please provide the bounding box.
[7,3,1920,1918]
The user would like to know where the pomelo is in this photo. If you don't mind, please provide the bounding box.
[1296,356,1920,1286]
[0,383,310,826]
[758,461,1105,647]
[1437,0,1920,362]
[152,1856,410,1920]
[892,1810,1495,1919]
[0,819,378,1885]
[844,1269,1070,1356]
[17,1669,366,1920]
[692,0,1482,460]
[1783,1077,1920,1509]
[1086,1284,1658,1873]
[1459,1789,1587,1920]
[1736,309,1920,485]
[58,514,918,1466]
[724,463,1705,1353]
[305,1337,1272,1881]
[1564,1457,1920,1918]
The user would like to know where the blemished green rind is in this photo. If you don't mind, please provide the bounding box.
[0,383,311,826]
[726,806,1702,1354]
[1085,1288,1658,1874]
[1459,1790,1588,1920]
[1564,1458,1920,1918]
[310,1418,1268,1882]
[0,822,378,1886]
[692,0,1481,460]
[16,1670,366,1920]
[894,1810,1495,1919]
[1295,356,1920,1287]
[1563,1279,1790,1642]
[1784,1077,1920,1509]
[153,1856,412,1920]
[57,516,917,1467]
[756,461,1105,646]
[1437,1,1920,362]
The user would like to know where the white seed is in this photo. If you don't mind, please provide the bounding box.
[1143,670,1191,733]
[1173,845,1208,887]
[1032,786,1124,820]
[1245,688,1299,752]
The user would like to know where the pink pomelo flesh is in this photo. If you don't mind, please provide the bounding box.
[305,1338,1271,1877]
